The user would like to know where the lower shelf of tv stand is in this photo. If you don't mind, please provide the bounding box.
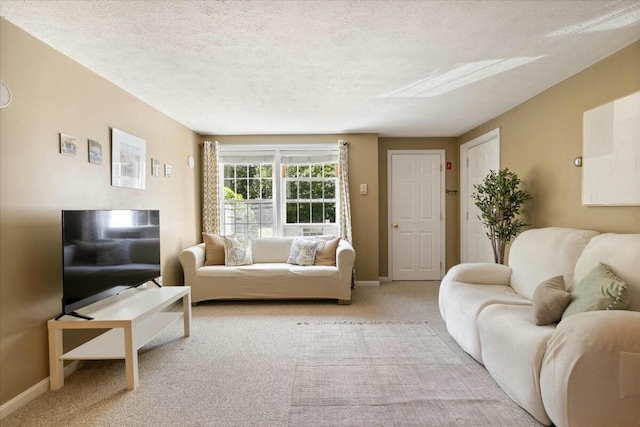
[48,286,191,390]
[61,312,183,360]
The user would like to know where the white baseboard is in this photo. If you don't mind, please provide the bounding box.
[0,360,81,420]
[355,280,380,287]
[378,277,391,283]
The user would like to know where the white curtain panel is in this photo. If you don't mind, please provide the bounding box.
[202,140,220,234]
[338,140,353,243]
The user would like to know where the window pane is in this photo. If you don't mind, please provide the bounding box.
[324,202,336,223]
[311,181,323,199]
[261,164,273,178]
[261,179,272,199]
[311,164,323,177]
[324,181,335,199]
[259,204,274,226]
[223,180,235,199]
[299,181,310,199]
[286,181,298,199]
[248,179,261,199]
[236,180,248,199]
[311,203,324,223]
[286,203,298,223]
[299,203,311,223]
[299,165,310,177]
[324,163,336,177]
[286,165,297,178]
[248,165,258,178]
[224,165,236,178]
[236,165,248,178]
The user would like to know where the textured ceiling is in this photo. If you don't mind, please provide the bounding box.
[1,1,639,137]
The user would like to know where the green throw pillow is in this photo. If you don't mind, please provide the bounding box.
[561,262,630,320]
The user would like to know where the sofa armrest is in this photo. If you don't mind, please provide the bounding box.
[540,311,640,427]
[179,243,205,286]
[443,263,512,286]
[336,240,356,282]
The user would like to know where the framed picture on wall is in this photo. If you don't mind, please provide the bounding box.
[88,139,102,164]
[111,128,146,190]
[59,133,78,156]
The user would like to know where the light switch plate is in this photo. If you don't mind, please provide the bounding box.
[360,183,368,195]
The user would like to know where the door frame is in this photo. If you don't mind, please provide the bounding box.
[460,128,500,263]
[387,149,446,281]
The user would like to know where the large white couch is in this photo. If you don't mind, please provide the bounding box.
[179,237,355,304]
[439,227,640,427]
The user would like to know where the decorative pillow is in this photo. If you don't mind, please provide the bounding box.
[202,233,225,266]
[287,239,319,266]
[532,276,572,325]
[222,236,253,266]
[314,237,341,266]
[96,240,131,266]
[561,262,630,320]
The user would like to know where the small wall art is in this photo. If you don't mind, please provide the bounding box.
[88,139,102,164]
[151,158,160,176]
[59,133,78,156]
[111,128,146,190]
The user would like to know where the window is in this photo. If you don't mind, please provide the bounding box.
[218,146,339,238]
[222,163,274,238]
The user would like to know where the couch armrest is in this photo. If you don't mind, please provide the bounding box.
[540,311,640,427]
[336,240,356,282]
[179,243,205,286]
[443,263,512,286]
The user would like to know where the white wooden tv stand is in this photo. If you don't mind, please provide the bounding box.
[48,286,191,390]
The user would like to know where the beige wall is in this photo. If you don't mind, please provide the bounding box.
[206,134,379,281]
[459,41,640,234]
[378,138,460,278]
[0,19,202,405]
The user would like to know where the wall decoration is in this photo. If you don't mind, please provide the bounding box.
[582,91,640,205]
[164,164,173,178]
[88,139,102,164]
[59,133,78,156]
[111,128,146,190]
[151,158,160,176]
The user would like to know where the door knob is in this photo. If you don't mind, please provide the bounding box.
[393,223,398,228]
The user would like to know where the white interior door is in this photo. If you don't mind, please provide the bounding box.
[390,153,443,280]
[461,130,500,263]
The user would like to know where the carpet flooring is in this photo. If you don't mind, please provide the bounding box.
[2,282,542,427]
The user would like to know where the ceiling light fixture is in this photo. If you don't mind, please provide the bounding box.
[379,56,545,98]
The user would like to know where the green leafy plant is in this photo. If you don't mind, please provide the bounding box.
[472,168,532,264]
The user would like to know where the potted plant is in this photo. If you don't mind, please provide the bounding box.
[472,168,532,264]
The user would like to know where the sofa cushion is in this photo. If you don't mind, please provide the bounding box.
[478,304,555,425]
[573,233,640,311]
[202,233,225,265]
[532,276,572,326]
[438,281,531,363]
[287,238,319,266]
[508,228,599,300]
[251,237,293,263]
[223,236,253,266]
[562,262,630,319]
[313,237,341,266]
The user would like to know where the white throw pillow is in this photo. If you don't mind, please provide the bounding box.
[287,238,319,266]
[222,236,253,266]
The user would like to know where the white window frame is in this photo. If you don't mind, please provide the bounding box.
[217,144,339,238]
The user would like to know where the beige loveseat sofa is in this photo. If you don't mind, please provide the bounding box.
[439,227,640,427]
[179,236,355,304]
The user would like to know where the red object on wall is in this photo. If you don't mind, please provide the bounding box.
[446,161,452,170]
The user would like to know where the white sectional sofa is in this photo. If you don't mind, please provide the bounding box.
[439,227,640,427]
[179,236,355,304]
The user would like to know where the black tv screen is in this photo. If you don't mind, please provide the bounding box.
[61,209,160,315]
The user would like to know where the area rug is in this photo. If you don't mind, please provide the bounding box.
[287,321,533,427]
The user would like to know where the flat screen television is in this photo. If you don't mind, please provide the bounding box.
[61,209,161,317]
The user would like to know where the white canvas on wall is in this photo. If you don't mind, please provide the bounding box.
[582,91,640,206]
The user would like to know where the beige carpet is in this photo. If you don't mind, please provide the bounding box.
[2,282,542,427]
